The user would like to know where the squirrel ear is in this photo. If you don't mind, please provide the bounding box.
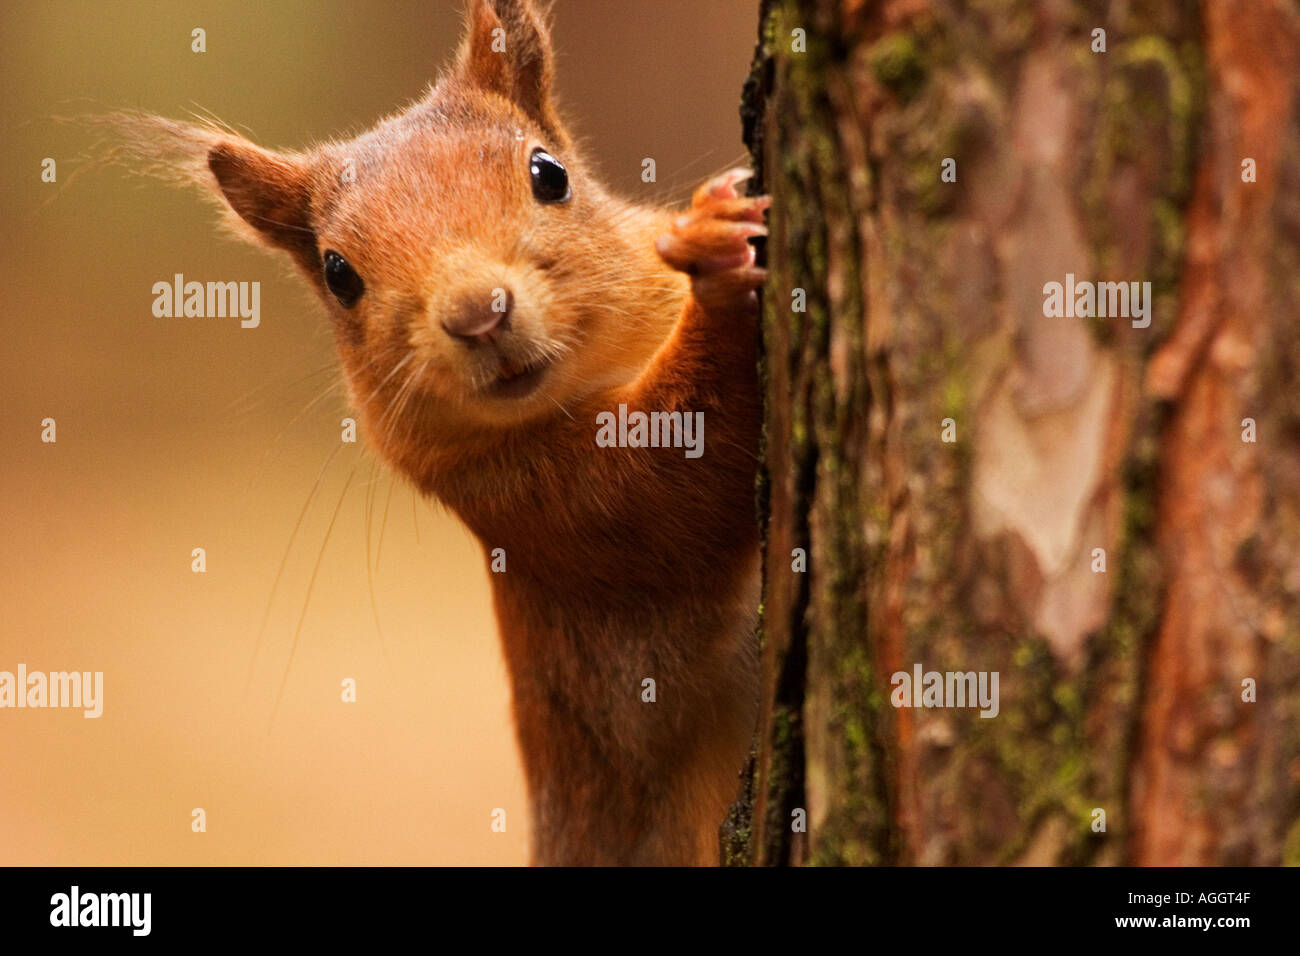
[91,113,321,273]
[206,139,319,272]
[459,0,564,142]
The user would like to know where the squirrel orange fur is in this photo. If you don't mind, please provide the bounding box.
[108,0,766,864]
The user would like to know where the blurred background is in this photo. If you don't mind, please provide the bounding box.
[0,0,756,865]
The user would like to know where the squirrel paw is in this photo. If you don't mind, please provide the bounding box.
[656,168,769,311]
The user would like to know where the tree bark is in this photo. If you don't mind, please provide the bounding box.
[731,0,1300,866]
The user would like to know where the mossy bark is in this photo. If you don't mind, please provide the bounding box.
[733,0,1300,865]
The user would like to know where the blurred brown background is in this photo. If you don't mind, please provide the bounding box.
[0,0,756,865]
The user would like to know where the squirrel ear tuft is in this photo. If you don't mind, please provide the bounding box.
[459,0,564,142]
[206,139,319,272]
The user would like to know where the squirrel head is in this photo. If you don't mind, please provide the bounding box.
[103,0,684,480]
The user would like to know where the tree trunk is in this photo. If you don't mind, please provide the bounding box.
[729,0,1300,866]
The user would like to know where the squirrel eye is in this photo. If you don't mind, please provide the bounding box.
[323,249,364,308]
[529,147,570,204]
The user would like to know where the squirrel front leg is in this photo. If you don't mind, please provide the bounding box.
[504,171,768,864]
[626,168,769,413]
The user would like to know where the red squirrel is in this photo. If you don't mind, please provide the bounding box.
[108,0,766,864]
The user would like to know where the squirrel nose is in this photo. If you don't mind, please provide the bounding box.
[441,288,513,343]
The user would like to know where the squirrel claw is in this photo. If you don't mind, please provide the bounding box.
[702,167,753,201]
